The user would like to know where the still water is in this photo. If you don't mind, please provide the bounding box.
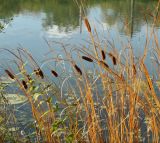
[0,0,160,62]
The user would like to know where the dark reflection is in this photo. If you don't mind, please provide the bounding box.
[0,0,160,35]
[100,0,160,36]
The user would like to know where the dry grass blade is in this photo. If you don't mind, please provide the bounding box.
[141,63,160,110]
[141,63,153,90]
[82,56,93,62]
[84,17,91,33]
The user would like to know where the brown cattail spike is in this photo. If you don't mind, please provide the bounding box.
[34,68,44,79]
[84,18,91,33]
[51,70,58,77]
[133,64,137,75]
[101,50,106,60]
[112,57,117,65]
[108,53,117,65]
[38,69,44,79]
[22,80,28,89]
[74,64,82,75]
[34,69,39,76]
[99,61,109,68]
[5,70,15,79]
[82,56,93,62]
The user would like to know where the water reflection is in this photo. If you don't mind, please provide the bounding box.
[0,0,159,35]
[0,0,160,62]
[99,0,159,37]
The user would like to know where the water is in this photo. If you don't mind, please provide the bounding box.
[0,0,160,62]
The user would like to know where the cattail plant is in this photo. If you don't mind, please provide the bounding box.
[74,64,82,75]
[51,70,58,77]
[22,80,28,89]
[108,53,117,65]
[34,68,44,79]
[82,56,93,62]
[5,69,15,79]
[84,17,91,33]
[101,50,106,60]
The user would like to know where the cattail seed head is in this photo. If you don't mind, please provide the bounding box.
[112,57,117,65]
[22,80,28,89]
[74,64,82,75]
[99,61,109,68]
[34,68,44,79]
[38,69,44,79]
[82,56,93,62]
[101,50,106,60]
[133,64,137,75]
[27,74,32,81]
[51,70,58,77]
[84,17,91,33]
[5,70,15,79]
[108,53,117,65]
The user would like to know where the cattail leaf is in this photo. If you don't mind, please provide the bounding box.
[82,56,93,62]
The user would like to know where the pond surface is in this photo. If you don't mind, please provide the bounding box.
[0,0,160,63]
